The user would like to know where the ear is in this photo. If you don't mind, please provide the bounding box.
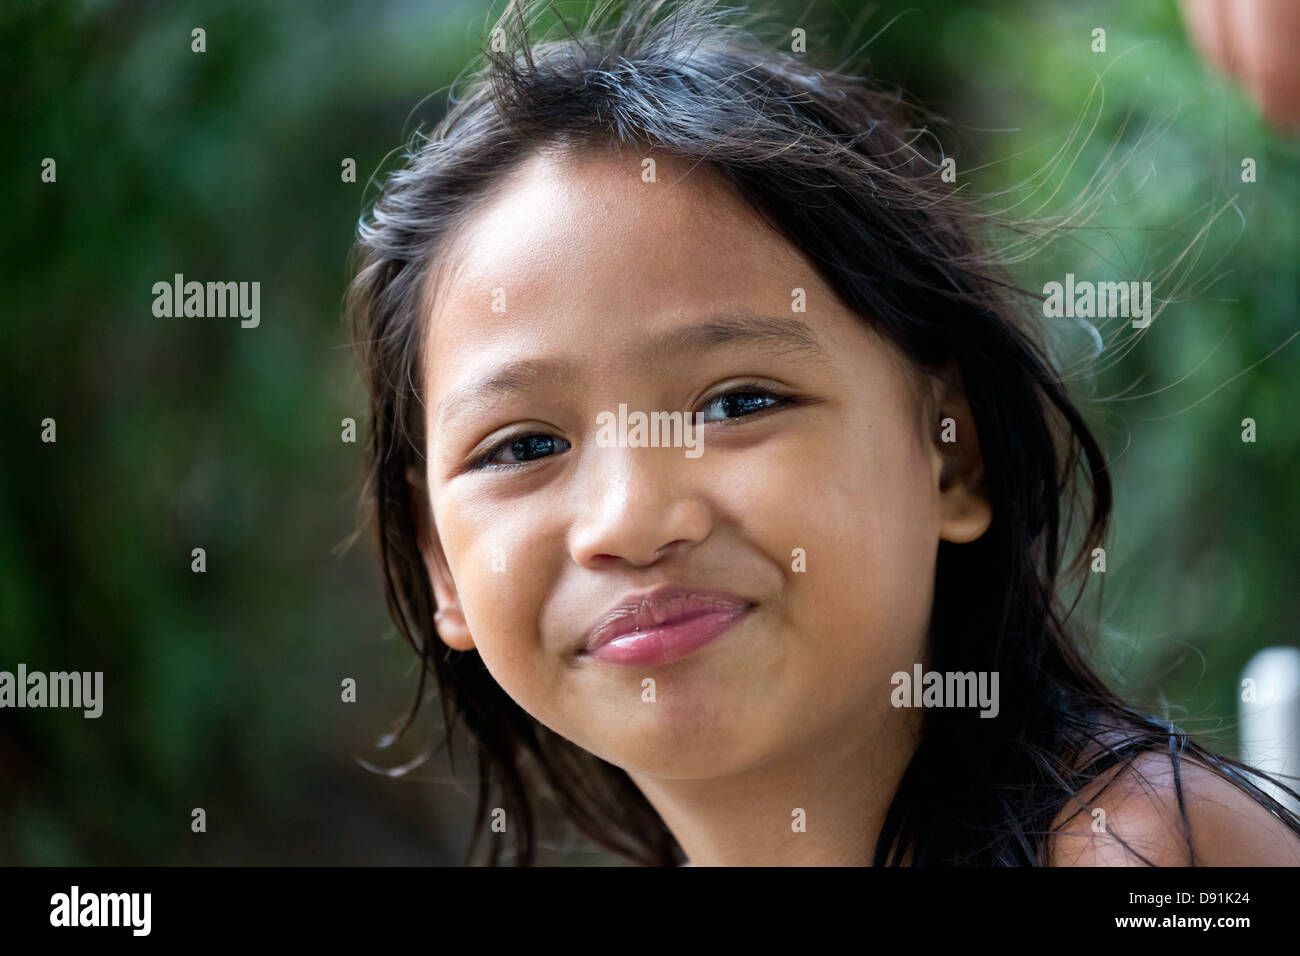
[407,465,476,652]
[925,363,993,544]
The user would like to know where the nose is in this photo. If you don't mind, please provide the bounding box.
[568,444,712,568]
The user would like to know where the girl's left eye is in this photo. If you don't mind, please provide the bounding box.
[698,387,790,422]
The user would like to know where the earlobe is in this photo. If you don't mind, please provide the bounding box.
[938,466,993,543]
[408,466,476,652]
[432,603,474,652]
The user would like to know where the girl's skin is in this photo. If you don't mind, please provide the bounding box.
[416,145,1300,866]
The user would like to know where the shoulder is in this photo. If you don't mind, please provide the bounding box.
[1048,748,1300,866]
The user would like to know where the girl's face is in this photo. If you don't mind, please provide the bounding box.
[419,147,991,780]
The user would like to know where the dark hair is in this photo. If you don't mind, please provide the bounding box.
[345,0,1300,865]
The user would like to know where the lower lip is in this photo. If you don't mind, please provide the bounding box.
[583,605,753,667]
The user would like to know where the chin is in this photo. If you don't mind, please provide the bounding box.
[593,694,774,779]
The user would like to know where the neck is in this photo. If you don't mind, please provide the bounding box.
[628,702,922,866]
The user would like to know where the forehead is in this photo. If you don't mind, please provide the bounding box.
[429,144,791,298]
[420,147,819,370]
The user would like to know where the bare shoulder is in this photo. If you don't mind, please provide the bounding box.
[1048,748,1300,866]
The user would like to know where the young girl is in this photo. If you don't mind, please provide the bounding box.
[345,0,1300,865]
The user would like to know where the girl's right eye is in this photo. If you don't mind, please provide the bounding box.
[472,433,570,470]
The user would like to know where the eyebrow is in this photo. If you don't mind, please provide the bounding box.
[631,311,832,370]
[433,357,580,434]
[432,312,831,433]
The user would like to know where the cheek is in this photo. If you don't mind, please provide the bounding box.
[727,406,936,570]
[748,404,938,671]
[831,417,938,673]
[433,490,559,687]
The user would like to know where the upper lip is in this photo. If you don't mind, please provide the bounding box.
[582,585,753,653]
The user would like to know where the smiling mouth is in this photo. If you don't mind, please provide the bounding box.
[580,586,755,667]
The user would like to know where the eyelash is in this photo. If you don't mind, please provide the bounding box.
[467,383,796,472]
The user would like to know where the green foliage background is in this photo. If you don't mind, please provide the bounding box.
[2,0,1296,864]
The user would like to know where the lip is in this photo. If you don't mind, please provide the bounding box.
[580,586,754,667]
